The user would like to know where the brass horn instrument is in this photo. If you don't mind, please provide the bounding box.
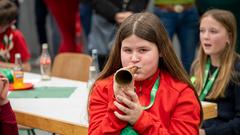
[114,66,138,87]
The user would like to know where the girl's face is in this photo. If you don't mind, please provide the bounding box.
[200,16,230,57]
[121,35,160,81]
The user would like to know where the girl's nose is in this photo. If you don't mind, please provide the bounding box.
[202,31,210,40]
[131,53,140,62]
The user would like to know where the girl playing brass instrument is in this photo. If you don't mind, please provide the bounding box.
[114,66,138,87]
[88,12,202,135]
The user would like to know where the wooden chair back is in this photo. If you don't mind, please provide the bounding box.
[51,53,92,82]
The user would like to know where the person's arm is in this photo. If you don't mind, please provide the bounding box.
[128,0,149,12]
[90,0,120,23]
[11,29,31,63]
[5,29,31,71]
[133,87,201,135]
[91,0,149,23]
[0,62,31,72]
[0,75,18,135]
[88,81,128,134]
[114,0,149,23]
[0,101,19,135]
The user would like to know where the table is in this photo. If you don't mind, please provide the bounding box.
[9,72,89,135]
[201,101,218,120]
[9,73,217,135]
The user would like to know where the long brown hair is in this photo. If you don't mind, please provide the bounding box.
[97,12,192,86]
[192,9,238,99]
[89,12,202,123]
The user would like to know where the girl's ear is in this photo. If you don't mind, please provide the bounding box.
[226,39,230,45]
[159,53,162,58]
[227,32,232,45]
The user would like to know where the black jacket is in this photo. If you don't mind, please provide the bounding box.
[90,0,149,23]
[203,58,240,135]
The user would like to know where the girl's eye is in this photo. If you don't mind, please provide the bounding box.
[210,30,218,34]
[139,48,148,53]
[123,48,132,53]
[199,29,205,33]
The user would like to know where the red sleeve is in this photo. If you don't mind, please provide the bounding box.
[133,88,201,135]
[88,81,128,135]
[0,102,19,135]
[9,29,31,63]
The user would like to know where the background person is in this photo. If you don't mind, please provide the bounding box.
[196,0,240,54]
[0,74,18,135]
[191,9,240,135]
[154,0,199,73]
[44,0,84,53]
[0,0,31,71]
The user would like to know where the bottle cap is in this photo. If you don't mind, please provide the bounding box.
[15,53,21,58]
[42,43,48,49]
[92,49,97,54]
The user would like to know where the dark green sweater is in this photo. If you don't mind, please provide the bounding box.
[196,0,240,15]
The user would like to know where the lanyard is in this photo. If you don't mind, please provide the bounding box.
[199,58,219,100]
[120,76,160,135]
[142,76,160,110]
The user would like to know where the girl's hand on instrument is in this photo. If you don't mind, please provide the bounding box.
[113,90,143,125]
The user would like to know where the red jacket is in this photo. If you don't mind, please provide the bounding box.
[0,102,18,135]
[44,0,84,53]
[0,27,30,63]
[89,69,201,135]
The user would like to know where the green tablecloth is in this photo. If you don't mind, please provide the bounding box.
[8,86,77,98]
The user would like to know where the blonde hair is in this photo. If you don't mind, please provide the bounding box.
[192,9,238,99]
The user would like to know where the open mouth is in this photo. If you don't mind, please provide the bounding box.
[204,43,212,47]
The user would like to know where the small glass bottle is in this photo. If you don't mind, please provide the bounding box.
[87,49,100,88]
[40,43,51,80]
[13,53,24,88]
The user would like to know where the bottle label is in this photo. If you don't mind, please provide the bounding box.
[40,58,51,80]
[40,57,51,64]
[13,71,24,88]
[14,71,23,78]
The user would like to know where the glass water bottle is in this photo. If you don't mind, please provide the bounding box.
[40,43,51,80]
[88,49,100,89]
